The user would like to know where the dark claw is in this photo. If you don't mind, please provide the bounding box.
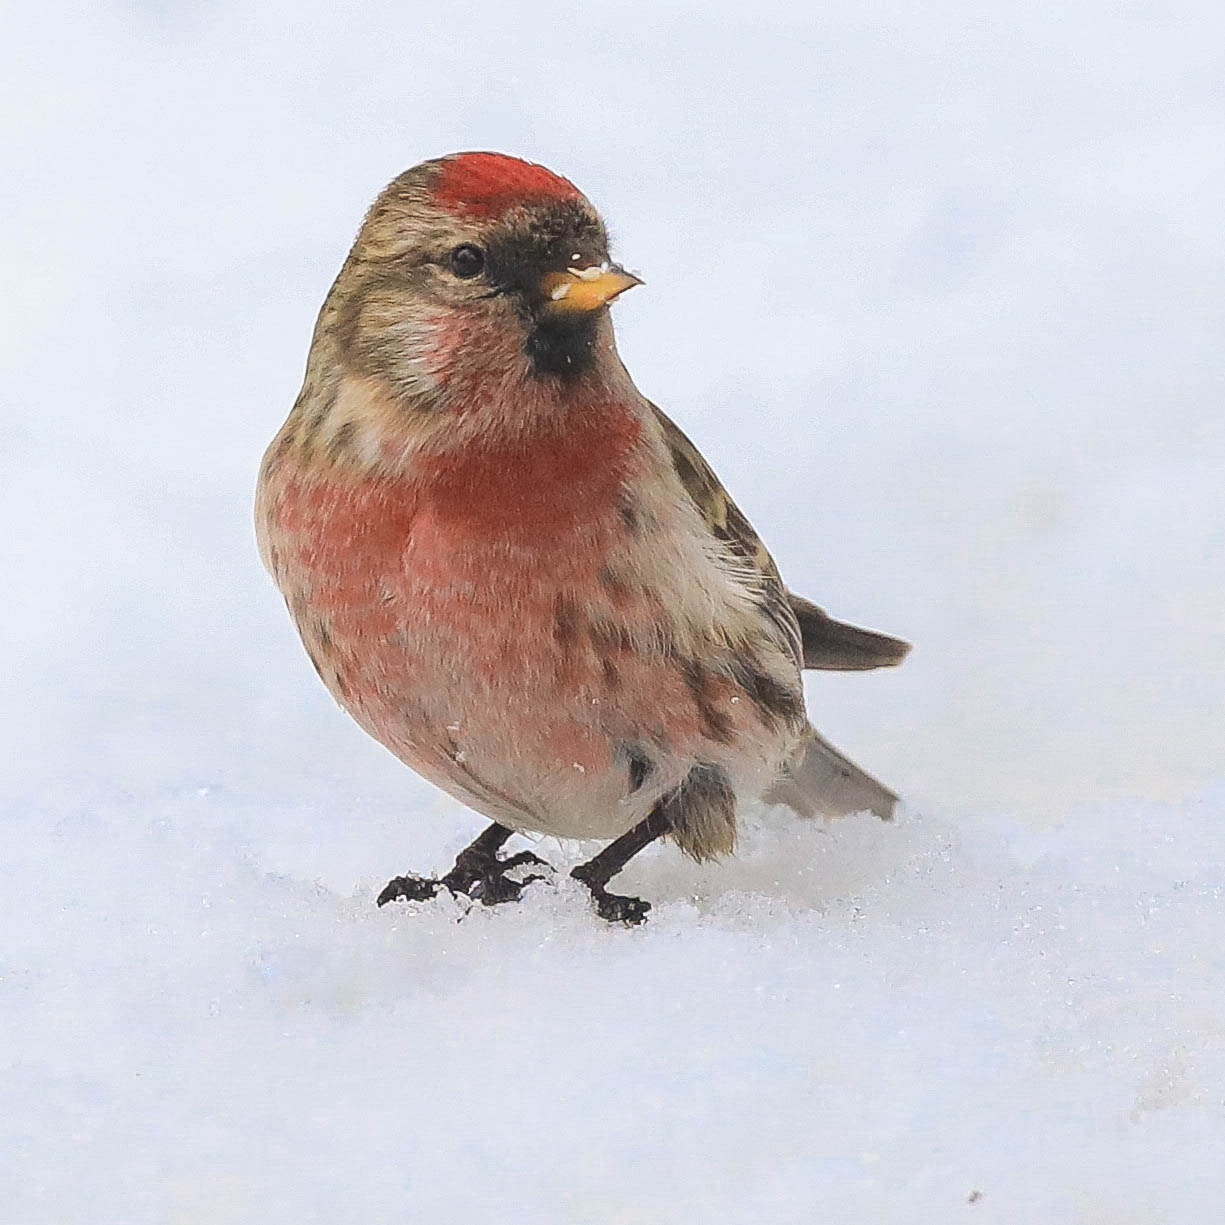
[376,874,441,907]
[571,865,652,925]
[378,848,553,910]
[590,888,652,925]
[461,867,544,907]
[500,850,550,871]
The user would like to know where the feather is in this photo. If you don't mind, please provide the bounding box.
[787,593,911,671]
[651,403,804,668]
[765,729,898,821]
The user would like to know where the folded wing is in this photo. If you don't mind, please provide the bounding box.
[787,593,911,672]
[652,403,910,674]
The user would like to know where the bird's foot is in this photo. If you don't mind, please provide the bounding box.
[570,864,652,925]
[377,848,551,909]
[445,847,551,905]
[376,873,442,906]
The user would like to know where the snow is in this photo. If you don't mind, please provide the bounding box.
[7,786,1225,1221]
[4,1,1224,1220]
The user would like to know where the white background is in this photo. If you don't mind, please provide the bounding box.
[4,3,1223,1221]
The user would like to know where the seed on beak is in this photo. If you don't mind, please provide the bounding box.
[568,262,611,281]
[538,263,643,316]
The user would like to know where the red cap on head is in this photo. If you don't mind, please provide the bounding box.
[432,152,583,218]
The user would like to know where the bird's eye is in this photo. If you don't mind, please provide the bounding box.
[449,244,486,278]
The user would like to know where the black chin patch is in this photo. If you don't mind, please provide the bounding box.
[525,315,600,378]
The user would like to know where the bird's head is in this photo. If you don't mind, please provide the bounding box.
[324,152,641,404]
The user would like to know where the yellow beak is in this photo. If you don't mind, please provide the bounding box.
[538,264,643,317]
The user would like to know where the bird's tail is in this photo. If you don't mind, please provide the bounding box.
[764,728,898,821]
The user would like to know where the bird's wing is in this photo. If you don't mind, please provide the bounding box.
[651,404,911,673]
[786,593,911,671]
[651,403,803,669]
[764,727,899,820]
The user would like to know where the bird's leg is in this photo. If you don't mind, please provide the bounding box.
[376,821,551,908]
[571,803,671,925]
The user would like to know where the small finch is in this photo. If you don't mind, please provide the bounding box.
[256,152,910,923]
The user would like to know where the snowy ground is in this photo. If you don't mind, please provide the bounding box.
[5,2,1225,1221]
[7,785,1225,1222]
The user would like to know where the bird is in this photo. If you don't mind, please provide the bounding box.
[255,151,910,924]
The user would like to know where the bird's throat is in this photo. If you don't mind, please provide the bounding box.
[524,314,602,378]
[416,398,644,534]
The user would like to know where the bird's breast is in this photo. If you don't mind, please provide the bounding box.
[256,409,803,838]
[256,406,653,707]
[413,398,643,533]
